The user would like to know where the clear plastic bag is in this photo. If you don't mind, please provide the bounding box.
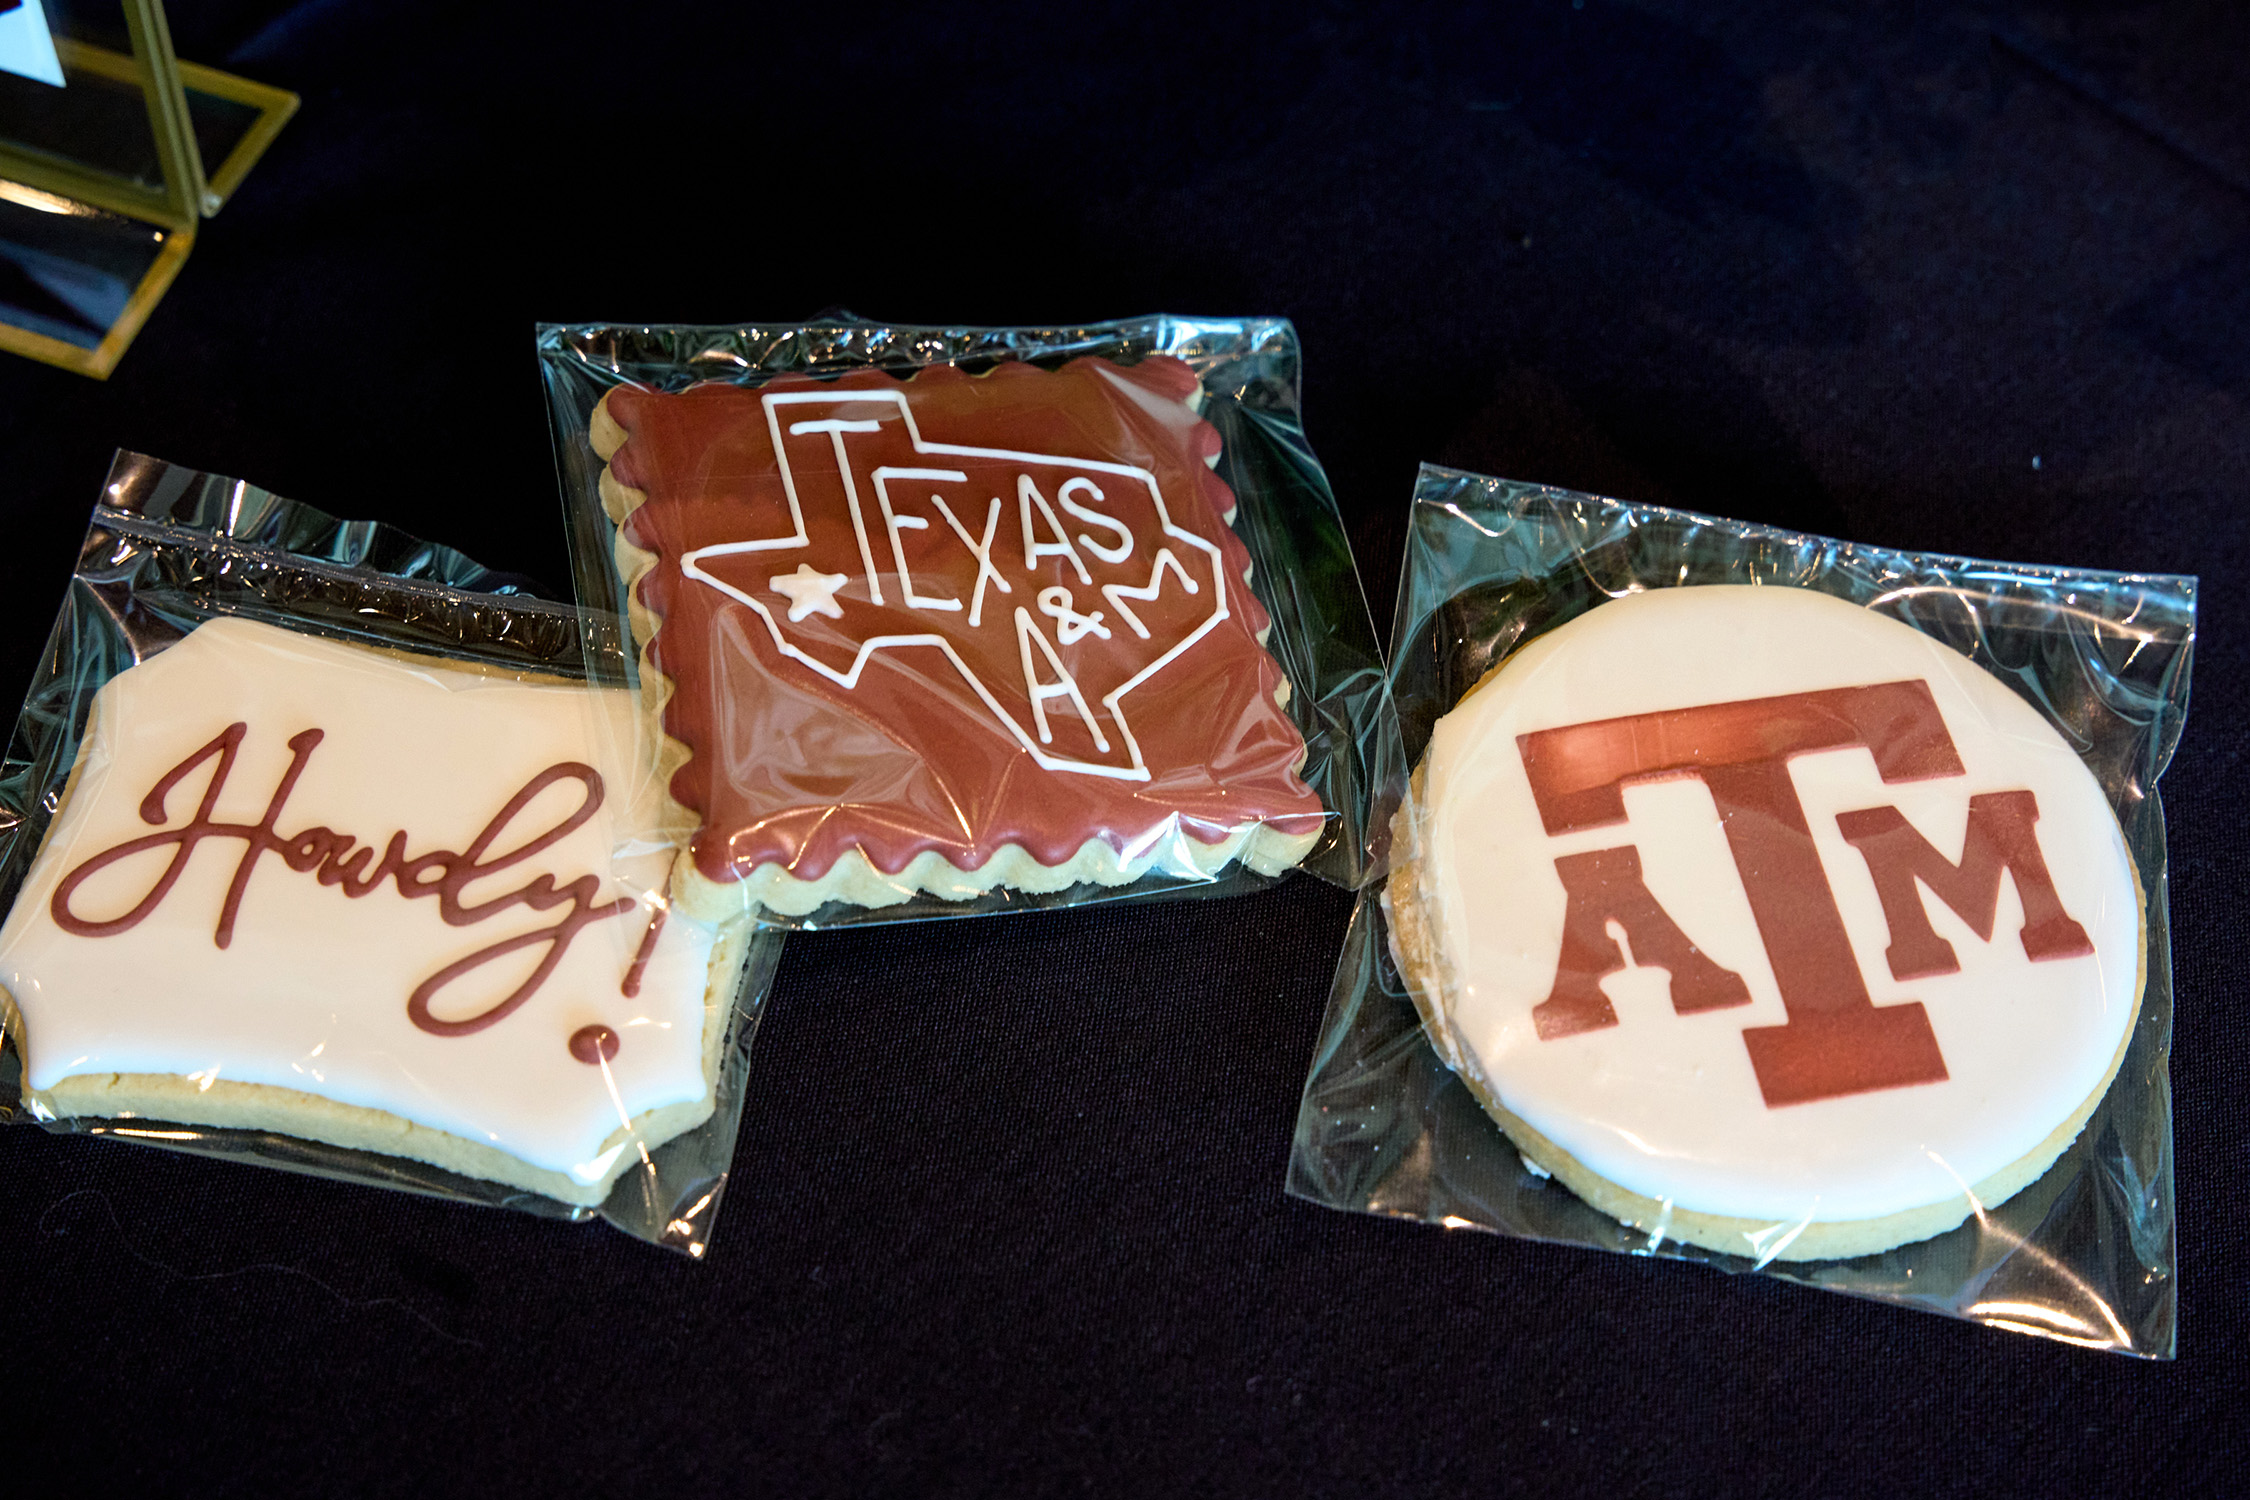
[537,314,1389,928]
[0,452,784,1256]
[1289,465,2193,1356]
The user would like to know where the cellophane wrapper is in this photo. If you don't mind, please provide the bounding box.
[0,453,784,1256]
[1287,465,2194,1356]
[537,314,1389,929]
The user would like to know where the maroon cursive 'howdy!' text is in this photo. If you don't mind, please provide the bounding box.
[51,722,637,1037]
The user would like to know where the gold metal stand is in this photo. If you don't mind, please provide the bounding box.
[1,0,295,378]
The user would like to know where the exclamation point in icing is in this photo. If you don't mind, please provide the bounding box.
[569,1025,621,1065]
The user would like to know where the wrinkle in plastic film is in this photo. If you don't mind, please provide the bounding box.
[1288,466,2191,1356]
[536,314,1395,930]
[0,453,783,1256]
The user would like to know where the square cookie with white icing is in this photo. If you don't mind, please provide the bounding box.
[590,355,1327,920]
[0,617,748,1207]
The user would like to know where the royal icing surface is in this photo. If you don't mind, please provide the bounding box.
[1406,586,2140,1224]
[602,355,1322,887]
[0,618,720,1187]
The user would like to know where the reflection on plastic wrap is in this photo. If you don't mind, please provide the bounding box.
[0,452,783,1256]
[1288,465,2192,1356]
[537,315,1395,929]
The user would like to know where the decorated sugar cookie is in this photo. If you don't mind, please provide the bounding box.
[1383,586,2144,1261]
[0,618,745,1206]
[591,355,1324,918]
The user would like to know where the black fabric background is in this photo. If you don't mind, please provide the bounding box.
[2,3,2244,1493]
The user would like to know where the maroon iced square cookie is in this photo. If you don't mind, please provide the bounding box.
[592,355,1324,917]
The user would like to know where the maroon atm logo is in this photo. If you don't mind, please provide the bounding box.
[1516,680,2092,1108]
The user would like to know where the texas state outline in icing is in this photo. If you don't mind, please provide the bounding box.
[0,618,730,1204]
[597,356,1324,914]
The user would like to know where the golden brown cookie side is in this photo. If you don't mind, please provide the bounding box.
[17,913,754,1209]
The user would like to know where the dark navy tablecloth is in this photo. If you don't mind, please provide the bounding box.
[1,3,2241,1492]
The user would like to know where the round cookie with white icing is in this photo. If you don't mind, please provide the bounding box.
[1384,585,2144,1261]
[0,617,747,1207]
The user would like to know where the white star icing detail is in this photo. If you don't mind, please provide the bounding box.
[769,564,850,622]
